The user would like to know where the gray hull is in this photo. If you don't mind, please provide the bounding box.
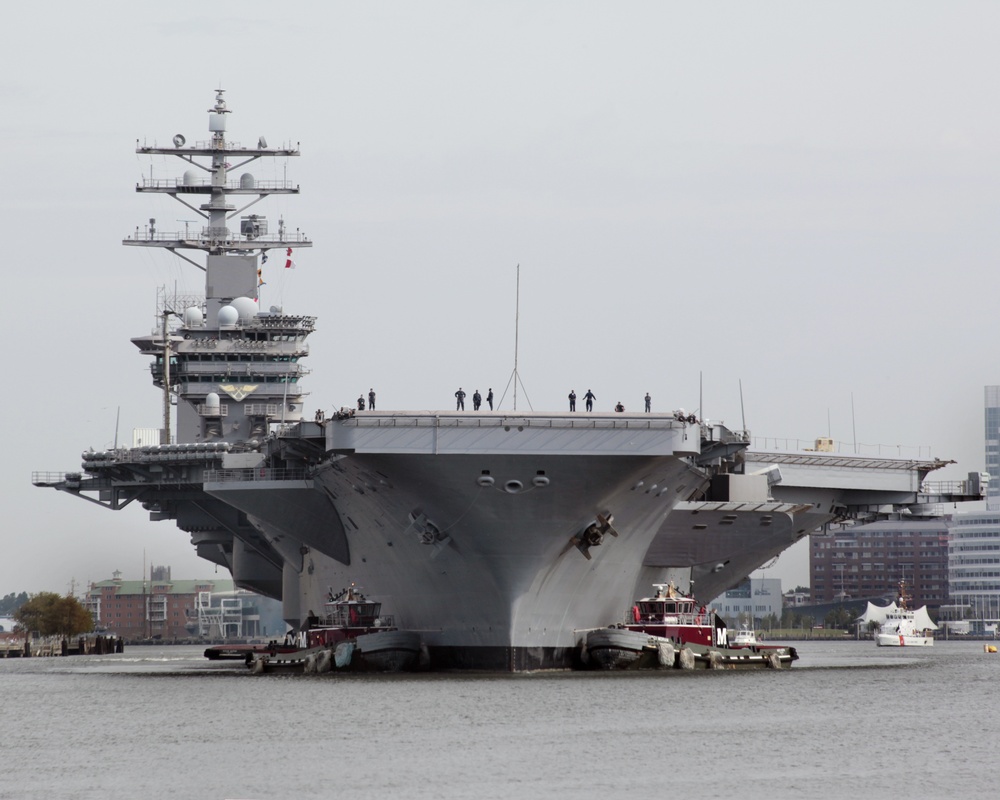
[205,414,825,670]
[213,446,702,670]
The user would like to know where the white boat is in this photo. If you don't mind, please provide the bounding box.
[874,582,935,647]
[730,624,761,647]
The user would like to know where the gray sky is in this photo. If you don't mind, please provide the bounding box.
[4,2,997,595]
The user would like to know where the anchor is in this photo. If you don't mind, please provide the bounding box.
[572,511,617,560]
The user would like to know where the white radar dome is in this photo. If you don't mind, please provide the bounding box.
[218,305,239,327]
[231,296,258,323]
[183,170,199,186]
[183,306,203,327]
[240,173,255,189]
[205,392,221,410]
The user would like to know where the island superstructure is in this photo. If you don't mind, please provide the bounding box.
[34,92,985,670]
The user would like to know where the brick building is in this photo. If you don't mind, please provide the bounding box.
[85,568,269,640]
[810,519,950,611]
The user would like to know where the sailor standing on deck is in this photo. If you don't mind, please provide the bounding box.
[455,387,466,410]
[644,392,651,413]
[584,389,596,412]
[368,388,376,410]
[473,390,482,411]
[487,388,494,410]
[357,395,365,411]
[569,390,576,411]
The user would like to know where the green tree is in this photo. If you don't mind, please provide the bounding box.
[825,607,854,631]
[14,592,93,638]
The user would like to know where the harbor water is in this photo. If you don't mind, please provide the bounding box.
[2,640,997,799]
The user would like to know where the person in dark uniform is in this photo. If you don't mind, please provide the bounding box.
[455,387,466,410]
[357,395,365,411]
[584,389,596,412]
[644,392,651,413]
[368,389,376,410]
[473,390,482,411]
[487,388,494,410]
[569,390,576,411]
[615,401,625,412]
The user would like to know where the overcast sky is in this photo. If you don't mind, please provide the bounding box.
[4,1,998,596]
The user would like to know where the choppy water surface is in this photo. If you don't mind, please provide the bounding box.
[2,640,997,799]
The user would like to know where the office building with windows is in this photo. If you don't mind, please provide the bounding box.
[985,386,1000,505]
[708,578,783,625]
[947,512,1000,625]
[809,519,950,610]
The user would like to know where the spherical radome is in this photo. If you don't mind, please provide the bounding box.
[183,306,203,327]
[231,296,258,322]
[218,305,239,326]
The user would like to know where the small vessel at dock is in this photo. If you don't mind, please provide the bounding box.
[204,642,298,661]
[584,583,797,670]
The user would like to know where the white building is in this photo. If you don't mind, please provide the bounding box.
[947,512,1000,629]
[708,578,783,625]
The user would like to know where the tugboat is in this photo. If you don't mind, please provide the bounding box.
[584,583,797,670]
[306,585,423,671]
[248,585,422,673]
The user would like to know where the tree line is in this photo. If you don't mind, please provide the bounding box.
[0,591,29,616]
[9,592,93,638]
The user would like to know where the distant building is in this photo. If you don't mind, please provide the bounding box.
[85,568,283,640]
[947,512,1000,627]
[0,616,14,633]
[783,590,810,607]
[809,519,950,611]
[985,386,1000,505]
[708,578,782,625]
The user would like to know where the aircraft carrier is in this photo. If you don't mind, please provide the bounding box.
[34,92,985,670]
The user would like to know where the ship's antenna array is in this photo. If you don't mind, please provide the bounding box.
[499,263,532,411]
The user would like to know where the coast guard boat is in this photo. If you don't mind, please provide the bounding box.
[874,582,936,647]
[34,92,984,670]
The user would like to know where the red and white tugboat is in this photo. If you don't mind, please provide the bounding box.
[584,583,797,670]
[250,585,423,673]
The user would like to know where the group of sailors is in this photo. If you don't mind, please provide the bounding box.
[320,389,700,419]
[569,390,652,413]
[454,388,493,411]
